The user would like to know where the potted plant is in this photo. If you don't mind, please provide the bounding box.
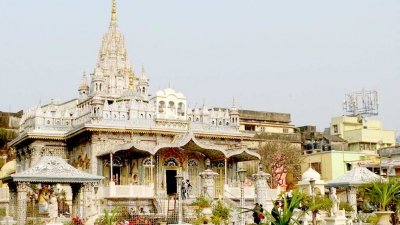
[362,180,400,225]
[211,200,231,225]
[261,189,316,225]
[302,195,333,225]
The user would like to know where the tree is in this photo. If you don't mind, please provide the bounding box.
[257,140,304,189]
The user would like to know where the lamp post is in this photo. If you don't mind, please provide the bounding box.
[309,178,316,204]
[237,168,247,225]
[176,174,184,225]
[309,178,316,225]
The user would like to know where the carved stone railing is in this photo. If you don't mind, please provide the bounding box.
[100,184,154,199]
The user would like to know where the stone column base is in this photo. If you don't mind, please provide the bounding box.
[325,216,347,225]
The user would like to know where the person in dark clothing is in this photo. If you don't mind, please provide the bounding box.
[253,203,261,224]
[258,204,265,222]
[271,201,281,224]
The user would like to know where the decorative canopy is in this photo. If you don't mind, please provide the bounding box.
[0,159,16,179]
[154,132,227,159]
[226,148,260,161]
[326,166,381,187]
[3,156,103,183]
[109,132,260,161]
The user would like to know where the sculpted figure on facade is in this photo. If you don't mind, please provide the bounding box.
[38,185,50,214]
[48,193,59,223]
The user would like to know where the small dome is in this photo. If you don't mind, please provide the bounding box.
[155,88,185,99]
[302,167,321,181]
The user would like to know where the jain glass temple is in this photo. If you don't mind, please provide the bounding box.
[2,1,277,224]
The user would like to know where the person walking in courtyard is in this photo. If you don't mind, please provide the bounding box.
[185,179,192,199]
[181,180,187,200]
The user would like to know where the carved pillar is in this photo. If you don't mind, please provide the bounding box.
[82,183,93,220]
[91,143,98,175]
[252,170,270,208]
[8,183,17,219]
[224,158,228,185]
[71,184,82,217]
[110,153,114,181]
[199,169,219,200]
[17,182,30,225]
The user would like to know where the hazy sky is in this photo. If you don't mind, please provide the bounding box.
[0,0,399,134]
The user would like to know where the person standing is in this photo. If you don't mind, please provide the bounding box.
[181,180,187,200]
[253,203,261,224]
[271,201,281,224]
[186,179,192,199]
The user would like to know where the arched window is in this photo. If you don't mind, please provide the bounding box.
[159,101,166,113]
[168,101,175,113]
[178,102,185,116]
[188,159,199,167]
[143,158,155,166]
[164,157,180,166]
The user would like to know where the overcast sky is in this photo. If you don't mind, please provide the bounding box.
[0,0,399,134]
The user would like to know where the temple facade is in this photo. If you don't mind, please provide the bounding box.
[7,0,267,223]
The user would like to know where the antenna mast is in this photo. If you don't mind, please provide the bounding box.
[342,89,379,117]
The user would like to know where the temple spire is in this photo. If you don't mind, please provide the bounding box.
[111,0,117,23]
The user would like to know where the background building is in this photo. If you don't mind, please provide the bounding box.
[329,116,396,154]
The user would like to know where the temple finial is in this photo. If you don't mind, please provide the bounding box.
[111,0,117,23]
[232,97,236,108]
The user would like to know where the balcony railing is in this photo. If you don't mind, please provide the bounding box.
[98,184,154,199]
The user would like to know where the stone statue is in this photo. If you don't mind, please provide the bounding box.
[329,187,340,217]
[48,194,59,223]
[38,187,49,214]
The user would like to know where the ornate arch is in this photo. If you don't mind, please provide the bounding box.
[164,157,180,167]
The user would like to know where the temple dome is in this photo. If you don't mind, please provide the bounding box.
[302,167,321,181]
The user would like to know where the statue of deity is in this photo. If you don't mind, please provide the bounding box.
[48,194,59,223]
[38,187,49,214]
[329,187,340,217]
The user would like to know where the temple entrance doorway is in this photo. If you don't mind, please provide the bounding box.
[166,170,177,195]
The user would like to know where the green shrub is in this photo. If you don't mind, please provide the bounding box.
[211,200,231,225]
[366,214,378,225]
[339,202,354,212]
[191,197,211,209]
